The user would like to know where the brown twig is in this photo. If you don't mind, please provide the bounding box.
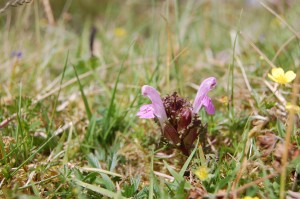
[42,0,55,25]
[279,69,300,199]
[239,32,276,69]
[272,35,296,62]
[260,2,300,39]
[0,0,32,14]
[235,170,280,194]
[203,170,280,198]
[0,113,17,128]
[264,80,286,106]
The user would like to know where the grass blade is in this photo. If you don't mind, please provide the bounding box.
[179,138,199,176]
[163,160,184,183]
[79,167,122,178]
[72,64,92,121]
[49,52,69,129]
[73,179,127,199]
[103,41,135,141]
[148,147,154,199]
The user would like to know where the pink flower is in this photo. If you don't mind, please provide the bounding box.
[136,85,167,125]
[137,77,217,121]
[136,77,217,155]
[193,77,217,115]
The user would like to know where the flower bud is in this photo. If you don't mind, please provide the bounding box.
[177,108,192,132]
[163,123,180,145]
[183,127,199,151]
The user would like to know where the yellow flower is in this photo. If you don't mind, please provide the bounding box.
[114,27,127,37]
[285,102,300,113]
[242,197,259,199]
[218,96,229,106]
[194,166,209,181]
[268,67,296,84]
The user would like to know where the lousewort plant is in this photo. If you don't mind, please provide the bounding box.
[137,77,217,155]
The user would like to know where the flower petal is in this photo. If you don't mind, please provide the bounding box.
[192,77,217,113]
[202,96,215,115]
[195,166,209,181]
[285,71,296,83]
[141,85,167,124]
[271,67,284,78]
[137,104,155,119]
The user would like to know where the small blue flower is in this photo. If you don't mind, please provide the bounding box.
[11,51,22,59]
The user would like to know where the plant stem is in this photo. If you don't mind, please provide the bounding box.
[279,69,300,199]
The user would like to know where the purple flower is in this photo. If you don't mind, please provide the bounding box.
[137,85,167,126]
[136,77,217,155]
[193,77,217,114]
[11,51,22,59]
[137,77,216,120]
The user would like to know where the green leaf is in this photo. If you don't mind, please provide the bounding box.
[288,155,300,170]
[80,167,122,178]
[72,64,92,121]
[179,138,199,176]
[164,160,184,182]
[164,161,191,189]
[73,179,127,199]
[86,153,116,191]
